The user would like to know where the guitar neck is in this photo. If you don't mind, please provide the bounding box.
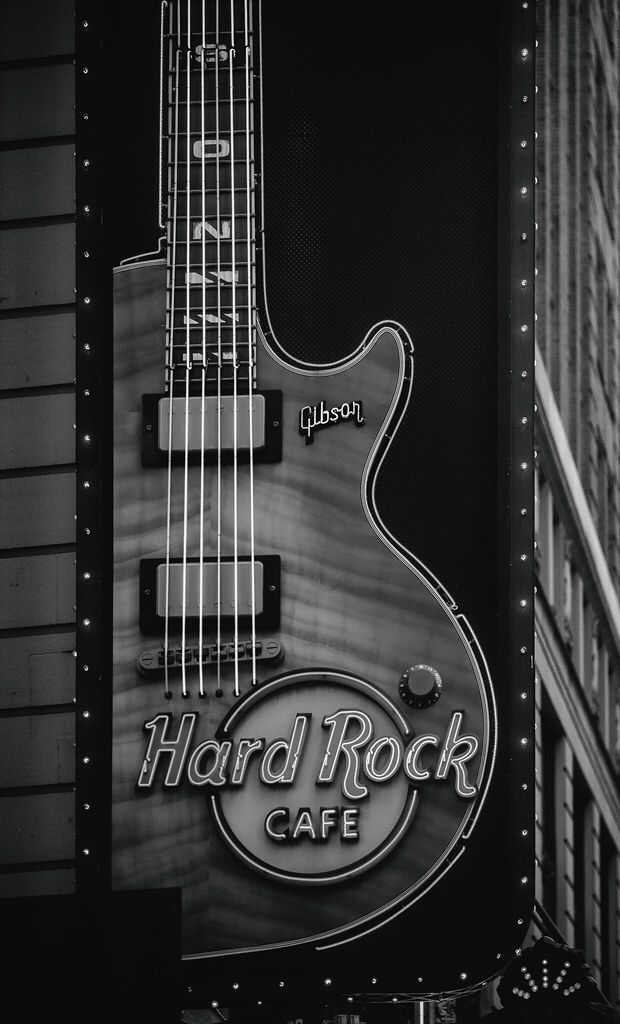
[163,0,257,393]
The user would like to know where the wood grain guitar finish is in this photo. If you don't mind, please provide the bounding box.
[112,260,495,958]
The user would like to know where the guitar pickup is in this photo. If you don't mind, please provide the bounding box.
[139,556,280,634]
[141,390,282,466]
[137,638,284,677]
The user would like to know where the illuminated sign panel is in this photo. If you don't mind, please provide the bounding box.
[110,0,535,1001]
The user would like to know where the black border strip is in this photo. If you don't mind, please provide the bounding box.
[507,0,536,956]
[74,5,112,893]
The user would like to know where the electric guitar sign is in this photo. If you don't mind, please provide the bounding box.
[111,0,534,1001]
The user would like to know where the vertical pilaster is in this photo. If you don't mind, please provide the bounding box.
[553,518,565,617]
[540,478,555,603]
[600,645,610,741]
[572,574,585,682]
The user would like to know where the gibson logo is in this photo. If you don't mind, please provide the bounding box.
[299,400,365,445]
[136,671,485,886]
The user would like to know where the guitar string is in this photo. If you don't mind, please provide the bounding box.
[215,0,223,693]
[163,5,181,700]
[197,0,207,699]
[180,0,192,699]
[243,0,257,686]
[229,0,240,697]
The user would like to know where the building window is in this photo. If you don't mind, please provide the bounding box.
[541,705,560,921]
[591,619,601,718]
[606,663,617,754]
[553,513,564,619]
[608,473,618,583]
[582,594,591,693]
[562,544,574,649]
[602,0,616,56]
[607,292,617,425]
[606,105,616,232]
[538,471,553,597]
[600,820,615,1002]
[615,693,620,769]
[597,443,609,555]
[596,250,609,391]
[595,56,615,233]
[572,765,590,954]
[600,646,610,747]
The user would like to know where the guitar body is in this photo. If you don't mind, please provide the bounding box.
[112,260,494,958]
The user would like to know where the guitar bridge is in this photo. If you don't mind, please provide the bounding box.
[137,638,284,677]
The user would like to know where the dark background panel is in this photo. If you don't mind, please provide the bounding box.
[259,0,499,670]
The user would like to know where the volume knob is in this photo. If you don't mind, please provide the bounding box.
[398,664,443,710]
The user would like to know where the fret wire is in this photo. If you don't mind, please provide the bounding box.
[165,212,254,219]
[171,367,253,372]
[168,187,250,193]
[170,328,253,334]
[162,128,252,136]
[170,98,251,105]
[168,278,254,285]
[167,267,254,275]
[168,67,249,77]
[164,30,252,43]
[170,331,253,335]
[169,344,251,348]
[166,158,255,165]
[170,298,253,308]
[171,323,253,329]
[167,242,255,251]
[163,29,253,38]
[169,266,254,275]
[170,306,257,313]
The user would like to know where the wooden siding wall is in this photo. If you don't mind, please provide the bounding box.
[0,0,76,896]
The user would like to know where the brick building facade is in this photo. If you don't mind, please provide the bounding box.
[535,0,620,1008]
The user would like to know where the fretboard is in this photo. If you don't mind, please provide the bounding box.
[163,0,256,394]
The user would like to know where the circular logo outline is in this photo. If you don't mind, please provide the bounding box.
[211,670,418,885]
